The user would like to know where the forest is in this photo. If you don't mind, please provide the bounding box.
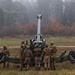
[0,0,75,37]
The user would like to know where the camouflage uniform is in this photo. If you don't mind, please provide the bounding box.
[2,46,10,68]
[25,40,28,46]
[20,41,26,70]
[34,45,41,70]
[23,46,33,70]
[42,45,50,70]
[50,42,57,70]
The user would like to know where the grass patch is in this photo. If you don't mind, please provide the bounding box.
[0,48,75,75]
[0,37,75,46]
[0,37,75,75]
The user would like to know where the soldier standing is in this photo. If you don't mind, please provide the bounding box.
[34,44,41,70]
[21,41,26,49]
[42,44,50,70]
[25,40,28,46]
[23,46,33,70]
[50,42,57,70]
[20,41,26,70]
[2,46,10,68]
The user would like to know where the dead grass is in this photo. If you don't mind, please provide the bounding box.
[0,37,75,75]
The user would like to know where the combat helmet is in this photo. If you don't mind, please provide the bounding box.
[45,44,48,47]
[51,41,54,44]
[3,46,7,50]
[27,46,30,49]
[21,40,25,44]
[35,44,39,48]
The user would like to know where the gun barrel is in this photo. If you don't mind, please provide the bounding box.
[33,14,44,44]
[37,14,42,35]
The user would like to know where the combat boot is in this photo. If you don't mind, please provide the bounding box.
[51,66,55,70]
[7,63,9,67]
[3,62,5,68]
[38,67,40,71]
[20,67,23,71]
[20,65,23,71]
[53,66,56,70]
[48,68,50,70]
[44,68,47,70]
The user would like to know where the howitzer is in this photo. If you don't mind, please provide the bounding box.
[30,14,45,51]
[0,51,75,64]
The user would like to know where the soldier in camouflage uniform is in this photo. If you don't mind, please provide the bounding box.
[23,46,33,70]
[25,40,28,46]
[2,46,10,68]
[34,44,41,70]
[50,42,57,70]
[42,44,50,70]
[20,41,26,70]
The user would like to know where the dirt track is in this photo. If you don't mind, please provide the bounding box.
[0,46,75,48]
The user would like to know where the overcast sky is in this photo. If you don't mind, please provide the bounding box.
[13,0,37,2]
[13,0,19,1]
[13,0,65,3]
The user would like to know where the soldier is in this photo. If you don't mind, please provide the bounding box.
[34,44,41,70]
[23,46,33,70]
[42,44,50,70]
[2,46,10,68]
[21,41,26,49]
[20,41,26,70]
[50,42,57,70]
[25,40,28,46]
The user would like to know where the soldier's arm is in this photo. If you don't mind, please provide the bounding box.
[48,47,51,54]
[30,51,33,58]
[55,47,57,53]
[20,48,22,58]
[22,51,25,59]
[2,50,4,53]
[39,48,41,51]
[34,49,36,56]
[7,50,10,56]
[54,46,57,53]
[41,49,44,58]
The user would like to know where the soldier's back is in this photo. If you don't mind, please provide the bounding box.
[24,49,33,57]
[43,48,50,56]
[50,45,57,53]
[2,49,10,56]
[34,48,41,57]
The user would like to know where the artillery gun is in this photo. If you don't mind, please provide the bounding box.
[30,14,45,51]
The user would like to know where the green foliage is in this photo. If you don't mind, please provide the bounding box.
[0,0,75,36]
[0,0,29,26]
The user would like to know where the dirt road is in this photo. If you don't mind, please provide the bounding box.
[0,46,75,48]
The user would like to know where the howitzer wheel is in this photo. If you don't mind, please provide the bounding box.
[0,52,5,63]
[69,51,75,63]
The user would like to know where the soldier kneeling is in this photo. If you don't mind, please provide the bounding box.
[2,46,10,68]
[23,46,33,70]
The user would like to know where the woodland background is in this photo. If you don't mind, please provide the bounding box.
[0,0,75,37]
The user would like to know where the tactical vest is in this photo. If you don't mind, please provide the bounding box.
[50,45,57,53]
[43,48,50,56]
[34,48,41,57]
[24,50,31,57]
[2,50,10,56]
[50,45,57,57]
[21,44,26,50]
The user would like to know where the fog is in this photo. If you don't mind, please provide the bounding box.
[0,0,75,36]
